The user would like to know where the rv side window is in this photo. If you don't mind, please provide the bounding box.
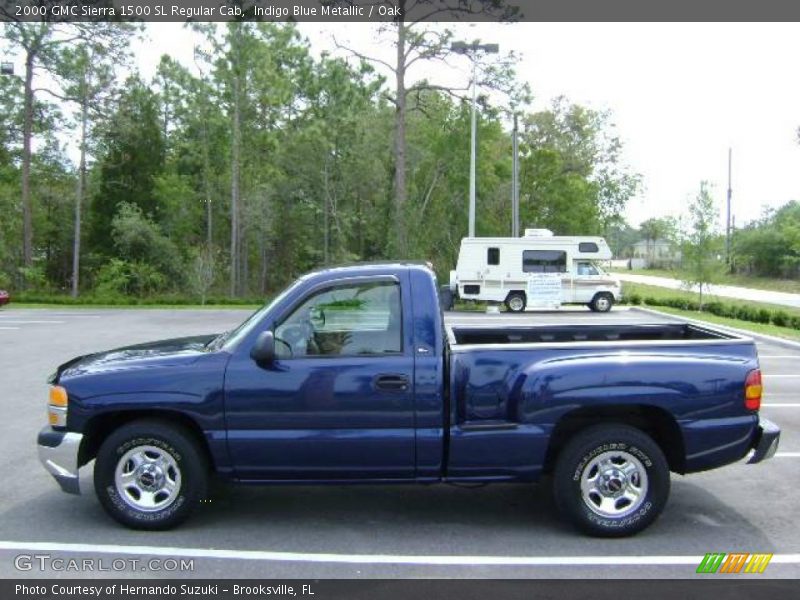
[522,250,567,273]
[487,247,500,265]
[578,242,599,253]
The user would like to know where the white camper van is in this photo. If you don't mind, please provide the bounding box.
[447,229,622,312]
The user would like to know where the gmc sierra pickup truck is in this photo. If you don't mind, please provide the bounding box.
[38,263,780,537]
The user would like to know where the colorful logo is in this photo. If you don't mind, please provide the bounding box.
[696,553,773,574]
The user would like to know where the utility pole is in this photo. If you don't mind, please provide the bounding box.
[511,113,520,237]
[451,40,499,238]
[726,147,732,271]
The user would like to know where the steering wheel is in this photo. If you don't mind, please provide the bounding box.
[273,335,293,358]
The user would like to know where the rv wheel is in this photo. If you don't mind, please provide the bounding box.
[590,293,614,313]
[505,292,526,313]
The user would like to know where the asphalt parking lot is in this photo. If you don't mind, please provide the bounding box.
[0,305,798,579]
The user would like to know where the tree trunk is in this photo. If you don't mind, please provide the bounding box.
[393,21,407,258]
[230,31,242,297]
[21,50,35,270]
[71,92,88,297]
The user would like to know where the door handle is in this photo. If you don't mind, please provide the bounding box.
[374,374,410,392]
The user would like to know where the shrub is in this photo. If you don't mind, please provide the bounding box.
[626,292,642,306]
[756,308,772,324]
[790,316,800,330]
[643,296,659,306]
[770,310,788,327]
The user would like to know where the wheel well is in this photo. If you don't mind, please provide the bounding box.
[543,405,686,474]
[505,290,526,301]
[78,410,215,471]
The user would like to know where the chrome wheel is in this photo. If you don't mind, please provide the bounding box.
[594,295,611,312]
[579,450,648,518]
[508,295,525,312]
[114,445,181,512]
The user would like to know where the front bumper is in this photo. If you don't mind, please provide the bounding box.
[37,426,83,494]
[747,418,781,464]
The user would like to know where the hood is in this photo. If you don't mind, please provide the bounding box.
[53,334,218,382]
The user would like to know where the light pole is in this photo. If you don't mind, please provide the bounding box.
[451,40,499,238]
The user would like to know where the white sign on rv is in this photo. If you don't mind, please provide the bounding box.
[448,229,623,313]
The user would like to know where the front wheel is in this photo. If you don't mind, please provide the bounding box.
[589,293,614,312]
[94,420,208,530]
[553,424,670,537]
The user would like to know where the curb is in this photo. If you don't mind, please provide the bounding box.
[632,306,800,350]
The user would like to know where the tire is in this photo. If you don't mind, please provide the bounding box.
[553,424,670,537]
[439,285,454,311]
[505,292,526,313]
[590,293,614,313]
[94,419,209,530]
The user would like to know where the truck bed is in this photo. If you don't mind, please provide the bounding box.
[449,322,740,346]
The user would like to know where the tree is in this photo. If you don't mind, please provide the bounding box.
[638,216,678,266]
[89,76,165,256]
[334,0,523,256]
[519,97,640,236]
[53,26,135,296]
[188,245,219,305]
[682,181,721,309]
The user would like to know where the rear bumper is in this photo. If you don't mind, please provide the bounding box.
[37,426,83,494]
[747,418,780,464]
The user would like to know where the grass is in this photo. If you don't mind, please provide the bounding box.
[611,267,800,295]
[7,302,261,310]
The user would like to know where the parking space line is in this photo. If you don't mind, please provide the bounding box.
[0,541,798,566]
[0,327,19,330]
[762,403,800,408]
[775,453,800,458]
[763,375,800,378]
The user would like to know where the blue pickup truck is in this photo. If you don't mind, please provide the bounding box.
[38,263,780,537]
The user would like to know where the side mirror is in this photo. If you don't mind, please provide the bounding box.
[250,331,275,366]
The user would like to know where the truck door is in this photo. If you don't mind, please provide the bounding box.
[223,275,416,480]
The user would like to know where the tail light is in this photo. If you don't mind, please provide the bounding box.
[745,369,762,411]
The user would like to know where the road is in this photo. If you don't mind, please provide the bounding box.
[617,272,800,309]
[0,306,797,579]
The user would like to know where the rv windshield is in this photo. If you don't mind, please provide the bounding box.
[576,261,605,276]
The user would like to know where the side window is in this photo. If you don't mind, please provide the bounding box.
[576,261,599,276]
[274,281,402,358]
[487,247,500,265]
[522,250,567,273]
[578,242,599,253]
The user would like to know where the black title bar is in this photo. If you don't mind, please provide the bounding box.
[2,0,800,23]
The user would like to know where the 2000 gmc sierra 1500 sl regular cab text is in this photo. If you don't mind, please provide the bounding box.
[37,263,781,537]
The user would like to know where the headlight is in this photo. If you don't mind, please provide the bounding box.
[48,385,68,428]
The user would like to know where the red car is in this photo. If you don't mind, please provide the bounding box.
[0,290,9,306]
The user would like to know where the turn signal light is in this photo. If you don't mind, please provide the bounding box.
[745,369,762,411]
[49,386,68,407]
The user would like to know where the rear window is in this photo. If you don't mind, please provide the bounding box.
[578,242,599,253]
[522,250,567,273]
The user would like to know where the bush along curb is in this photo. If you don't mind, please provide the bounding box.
[620,292,800,331]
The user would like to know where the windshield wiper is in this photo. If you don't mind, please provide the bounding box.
[206,330,231,351]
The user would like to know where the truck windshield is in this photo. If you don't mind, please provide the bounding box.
[211,278,306,351]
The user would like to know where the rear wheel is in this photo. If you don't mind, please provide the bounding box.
[505,292,526,313]
[439,285,454,311]
[589,293,614,312]
[553,424,670,537]
[94,420,208,530]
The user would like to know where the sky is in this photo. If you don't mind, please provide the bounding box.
[74,22,800,228]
